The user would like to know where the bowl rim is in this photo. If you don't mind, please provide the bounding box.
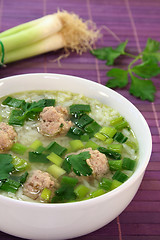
[0,73,152,208]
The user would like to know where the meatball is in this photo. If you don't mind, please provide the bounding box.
[0,122,17,153]
[85,148,109,178]
[39,106,73,137]
[23,170,56,200]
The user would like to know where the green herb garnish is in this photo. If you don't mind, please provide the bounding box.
[0,154,14,180]
[51,176,78,203]
[91,38,160,101]
[2,97,55,126]
[62,151,92,176]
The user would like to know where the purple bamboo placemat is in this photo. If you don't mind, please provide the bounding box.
[0,0,160,239]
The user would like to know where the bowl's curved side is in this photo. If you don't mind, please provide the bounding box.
[0,173,144,240]
[0,73,152,240]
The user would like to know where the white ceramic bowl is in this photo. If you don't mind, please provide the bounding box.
[0,73,152,240]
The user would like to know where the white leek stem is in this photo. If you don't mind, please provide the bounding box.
[0,16,43,38]
[4,33,65,63]
[1,14,63,52]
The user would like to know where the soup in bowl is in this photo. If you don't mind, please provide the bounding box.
[0,73,152,240]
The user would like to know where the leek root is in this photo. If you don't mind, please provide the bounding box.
[0,10,100,64]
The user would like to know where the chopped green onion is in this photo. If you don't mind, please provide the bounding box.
[100,126,117,138]
[29,152,49,163]
[61,176,78,186]
[108,160,122,171]
[126,141,138,151]
[104,138,113,144]
[35,145,46,153]
[45,141,67,156]
[12,155,30,172]
[69,139,84,152]
[110,116,123,126]
[94,132,106,141]
[114,121,129,130]
[67,126,84,139]
[107,144,123,153]
[29,140,43,150]
[69,104,91,116]
[2,96,25,108]
[41,188,52,201]
[112,170,129,183]
[47,152,64,167]
[18,171,28,184]
[90,189,106,198]
[11,142,28,155]
[110,179,122,190]
[84,121,101,137]
[0,115,2,122]
[0,178,21,193]
[73,114,93,128]
[74,184,90,199]
[0,172,28,193]
[80,134,90,142]
[47,164,66,179]
[98,147,121,160]
[113,132,128,143]
[84,140,99,150]
[99,178,112,191]
[122,158,136,171]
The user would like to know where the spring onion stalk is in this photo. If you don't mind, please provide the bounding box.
[41,188,52,201]
[47,164,66,179]
[112,170,129,183]
[47,152,64,167]
[99,178,112,191]
[80,134,90,142]
[69,140,84,152]
[29,140,43,151]
[104,138,113,144]
[107,144,123,153]
[94,132,106,141]
[110,180,122,190]
[108,160,122,171]
[12,155,30,172]
[61,176,78,186]
[84,140,99,150]
[74,184,90,199]
[99,126,117,138]
[0,11,99,64]
[11,143,28,155]
[90,189,106,198]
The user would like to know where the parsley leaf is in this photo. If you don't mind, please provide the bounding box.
[3,97,55,126]
[91,40,128,66]
[51,176,78,203]
[52,184,76,203]
[142,38,160,62]
[63,151,92,176]
[0,154,14,180]
[129,75,156,102]
[106,68,128,88]
[91,38,160,101]
[132,59,160,78]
